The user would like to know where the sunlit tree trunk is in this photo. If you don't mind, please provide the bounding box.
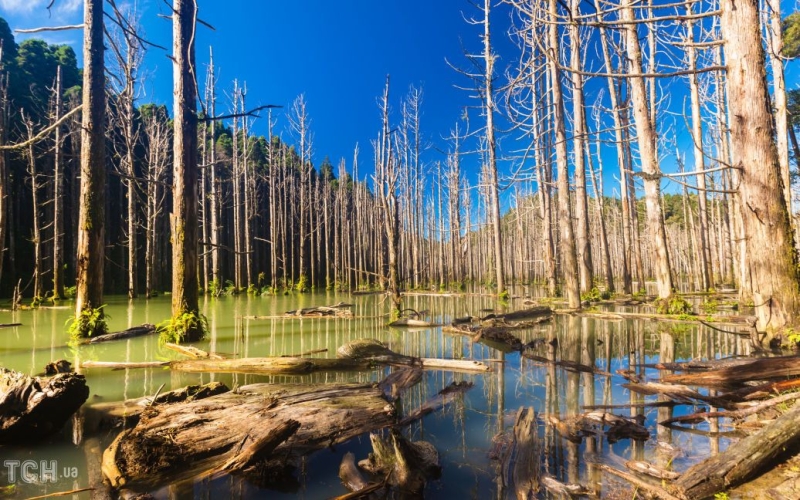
[721,0,800,332]
[171,0,202,338]
[74,0,107,336]
[52,65,65,300]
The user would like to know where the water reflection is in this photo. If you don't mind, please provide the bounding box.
[0,293,749,498]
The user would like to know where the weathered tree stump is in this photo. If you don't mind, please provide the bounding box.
[357,430,440,496]
[102,382,395,490]
[0,368,89,444]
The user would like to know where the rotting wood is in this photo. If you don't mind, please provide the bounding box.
[163,342,224,360]
[285,301,354,317]
[660,391,800,426]
[623,381,735,409]
[547,411,648,444]
[663,356,800,387]
[480,306,553,322]
[600,464,682,500]
[87,324,156,344]
[212,419,300,476]
[357,430,441,496]
[339,451,369,492]
[102,382,395,490]
[172,356,371,375]
[671,402,800,499]
[512,407,540,499]
[378,367,423,399]
[337,338,491,373]
[44,359,73,375]
[397,381,473,427]
[81,361,170,370]
[0,369,89,444]
[723,377,800,402]
[540,475,590,498]
[653,356,755,371]
[625,460,680,481]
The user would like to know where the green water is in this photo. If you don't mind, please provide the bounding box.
[0,292,750,498]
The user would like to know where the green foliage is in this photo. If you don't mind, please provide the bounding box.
[223,280,236,295]
[66,305,108,342]
[498,289,510,301]
[654,296,694,315]
[581,287,602,302]
[246,283,258,296]
[713,493,730,500]
[64,286,77,299]
[783,13,800,58]
[785,328,800,345]
[207,279,220,297]
[157,312,208,345]
[30,295,44,308]
[700,299,719,314]
[296,274,309,293]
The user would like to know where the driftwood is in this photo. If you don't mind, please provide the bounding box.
[625,460,680,481]
[623,382,735,409]
[162,343,224,360]
[671,402,800,499]
[44,359,73,375]
[81,361,170,370]
[88,324,156,344]
[337,338,491,373]
[285,302,353,317]
[480,306,553,322]
[663,356,800,387]
[600,464,681,500]
[659,390,800,426]
[540,476,590,498]
[0,369,89,444]
[512,407,540,499]
[82,382,230,433]
[547,412,648,444]
[339,452,369,492]
[397,381,473,427]
[653,356,755,372]
[357,430,440,496]
[102,382,395,490]
[171,356,371,375]
[378,367,423,399]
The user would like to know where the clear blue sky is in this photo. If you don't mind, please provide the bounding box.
[2,0,798,203]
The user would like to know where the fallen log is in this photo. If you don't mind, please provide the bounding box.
[81,361,170,370]
[378,367,423,399]
[663,356,800,387]
[546,412,648,444]
[623,382,735,409]
[337,338,491,373]
[171,356,372,375]
[512,407,540,499]
[163,343,224,360]
[44,359,73,375]
[600,464,681,500]
[671,402,800,499]
[397,381,473,427]
[660,390,800,426]
[0,369,89,444]
[540,476,590,498]
[480,306,553,322]
[285,302,353,317]
[102,382,396,490]
[722,377,800,402]
[653,357,755,372]
[625,460,680,481]
[87,324,156,344]
[0,322,21,328]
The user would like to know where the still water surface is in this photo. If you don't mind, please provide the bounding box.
[0,292,750,498]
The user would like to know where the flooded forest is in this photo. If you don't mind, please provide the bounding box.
[1,0,800,498]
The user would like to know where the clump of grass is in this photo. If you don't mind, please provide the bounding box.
[157,311,208,345]
[654,296,694,315]
[66,305,109,342]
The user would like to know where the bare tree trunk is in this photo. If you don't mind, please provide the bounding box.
[547,0,580,308]
[74,0,107,336]
[766,0,792,224]
[171,0,202,339]
[52,65,65,300]
[568,0,593,294]
[24,117,43,300]
[721,0,800,332]
[483,0,505,296]
[0,56,7,289]
[622,0,673,299]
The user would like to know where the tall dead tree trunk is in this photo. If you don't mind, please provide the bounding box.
[74,0,107,337]
[52,65,65,300]
[170,0,203,340]
[720,0,800,332]
[547,0,581,308]
[621,0,673,299]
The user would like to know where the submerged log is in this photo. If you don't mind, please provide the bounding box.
[540,476,590,498]
[339,452,369,492]
[397,381,473,427]
[480,306,553,322]
[44,359,73,375]
[512,407,540,499]
[663,356,800,387]
[163,343,224,360]
[171,356,372,375]
[285,302,353,317]
[88,324,156,344]
[625,460,680,481]
[378,367,423,399]
[0,369,89,443]
[102,383,395,490]
[671,402,800,499]
[337,338,491,373]
[623,382,735,409]
[547,411,648,444]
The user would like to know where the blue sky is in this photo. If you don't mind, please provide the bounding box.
[1,0,798,205]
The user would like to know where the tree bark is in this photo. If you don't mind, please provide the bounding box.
[721,0,800,332]
[74,0,107,335]
[171,0,201,338]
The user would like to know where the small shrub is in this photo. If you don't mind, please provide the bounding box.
[296,274,309,293]
[67,305,109,342]
[498,289,510,302]
[581,287,602,302]
[157,311,208,345]
[64,286,77,299]
[654,296,694,315]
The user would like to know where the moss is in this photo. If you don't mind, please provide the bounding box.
[67,305,109,342]
[157,311,208,345]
